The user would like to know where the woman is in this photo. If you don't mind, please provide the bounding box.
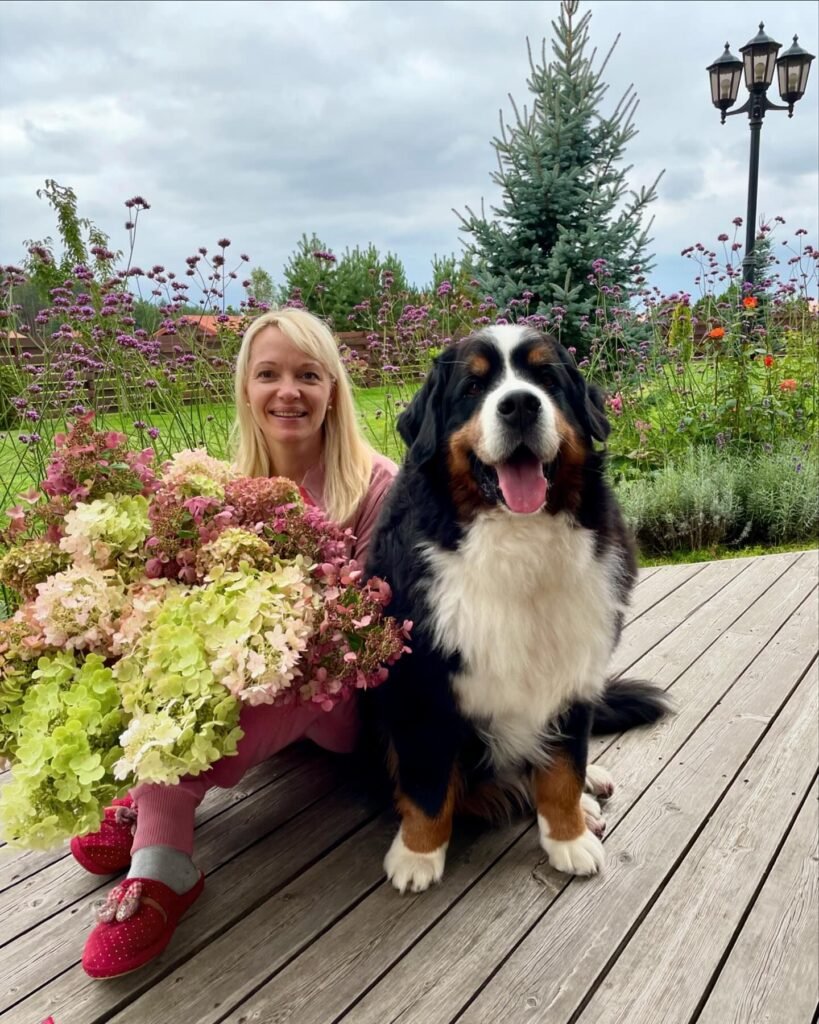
[73,308,398,978]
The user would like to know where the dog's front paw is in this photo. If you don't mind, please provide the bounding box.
[585,764,615,800]
[581,792,607,837]
[384,831,447,893]
[538,816,605,876]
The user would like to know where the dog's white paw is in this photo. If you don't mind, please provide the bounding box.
[581,792,607,837]
[384,831,447,894]
[538,815,605,876]
[585,764,615,800]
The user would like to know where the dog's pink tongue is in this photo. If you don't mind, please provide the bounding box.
[496,456,547,514]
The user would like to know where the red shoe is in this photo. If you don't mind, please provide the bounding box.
[82,872,205,979]
[70,796,136,875]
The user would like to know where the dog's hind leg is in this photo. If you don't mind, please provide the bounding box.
[580,792,606,837]
[585,763,615,800]
[535,704,605,876]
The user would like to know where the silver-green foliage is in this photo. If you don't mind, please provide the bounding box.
[617,443,818,553]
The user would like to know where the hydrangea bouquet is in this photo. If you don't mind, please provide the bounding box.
[0,415,410,848]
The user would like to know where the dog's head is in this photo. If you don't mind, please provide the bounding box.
[398,325,609,517]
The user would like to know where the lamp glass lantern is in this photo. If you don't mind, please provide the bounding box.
[739,23,781,89]
[776,35,815,105]
[708,43,743,111]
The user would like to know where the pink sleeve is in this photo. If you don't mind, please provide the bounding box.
[351,456,398,565]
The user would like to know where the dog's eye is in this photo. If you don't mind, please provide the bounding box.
[465,380,484,398]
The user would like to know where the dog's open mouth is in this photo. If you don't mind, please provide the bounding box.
[496,446,548,513]
[472,446,549,514]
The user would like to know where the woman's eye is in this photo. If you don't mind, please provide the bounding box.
[302,372,320,382]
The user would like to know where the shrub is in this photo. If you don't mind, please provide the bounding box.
[618,442,818,554]
[617,447,743,552]
[281,234,410,331]
[738,443,819,544]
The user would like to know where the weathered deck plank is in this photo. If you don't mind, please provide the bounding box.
[571,665,818,1024]
[696,781,819,1024]
[625,561,708,622]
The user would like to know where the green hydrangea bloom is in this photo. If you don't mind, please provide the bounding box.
[60,493,151,574]
[113,563,318,785]
[0,652,129,849]
[0,617,46,760]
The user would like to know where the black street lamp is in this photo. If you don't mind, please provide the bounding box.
[707,24,815,288]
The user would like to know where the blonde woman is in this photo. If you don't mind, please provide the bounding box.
[73,308,398,978]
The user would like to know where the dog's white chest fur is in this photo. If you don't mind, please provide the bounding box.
[422,512,622,767]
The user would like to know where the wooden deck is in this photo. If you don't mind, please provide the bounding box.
[1,550,817,1024]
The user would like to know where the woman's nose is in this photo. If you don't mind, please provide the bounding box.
[277,377,300,398]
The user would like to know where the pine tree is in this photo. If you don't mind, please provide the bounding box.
[456,0,662,351]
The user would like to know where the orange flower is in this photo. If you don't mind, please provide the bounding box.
[779,378,798,392]
[742,296,758,309]
[708,326,725,340]
[764,354,774,368]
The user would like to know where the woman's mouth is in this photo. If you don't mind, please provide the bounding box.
[269,410,307,419]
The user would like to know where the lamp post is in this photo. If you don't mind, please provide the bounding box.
[707,24,814,288]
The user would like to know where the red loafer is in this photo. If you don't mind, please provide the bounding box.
[82,872,205,979]
[70,796,136,875]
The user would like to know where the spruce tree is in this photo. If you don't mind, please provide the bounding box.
[457,0,662,352]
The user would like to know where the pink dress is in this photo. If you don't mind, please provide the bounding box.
[130,452,398,855]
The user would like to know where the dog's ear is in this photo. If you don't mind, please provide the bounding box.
[398,348,456,465]
[553,340,610,443]
[583,381,611,442]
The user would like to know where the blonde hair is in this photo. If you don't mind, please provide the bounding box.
[232,307,374,525]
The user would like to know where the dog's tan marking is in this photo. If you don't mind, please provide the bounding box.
[468,353,491,375]
[526,343,554,366]
[549,409,587,514]
[396,777,457,853]
[534,754,586,842]
[447,417,489,520]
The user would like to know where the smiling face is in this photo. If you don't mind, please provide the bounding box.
[245,325,334,459]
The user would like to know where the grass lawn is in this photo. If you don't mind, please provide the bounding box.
[638,538,818,567]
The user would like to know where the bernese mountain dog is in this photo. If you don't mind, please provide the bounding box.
[365,324,669,894]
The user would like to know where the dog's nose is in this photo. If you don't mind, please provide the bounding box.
[497,390,541,429]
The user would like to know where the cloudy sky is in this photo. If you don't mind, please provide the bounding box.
[1,0,817,303]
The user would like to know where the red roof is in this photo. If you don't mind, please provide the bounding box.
[154,315,245,338]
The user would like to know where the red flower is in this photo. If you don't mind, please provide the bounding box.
[709,326,725,340]
[764,354,774,368]
[743,296,758,309]
[779,378,798,392]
